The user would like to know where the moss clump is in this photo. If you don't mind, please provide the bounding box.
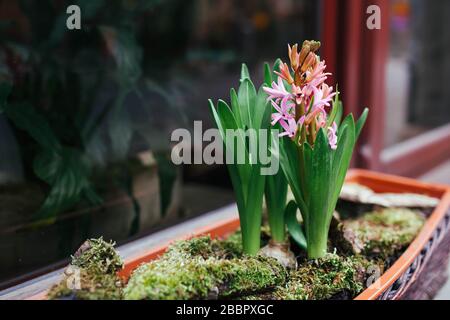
[165,233,243,260]
[71,237,123,274]
[245,253,380,300]
[48,238,123,300]
[123,236,286,300]
[47,268,123,300]
[344,208,425,259]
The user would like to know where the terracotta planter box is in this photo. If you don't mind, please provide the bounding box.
[30,169,450,300]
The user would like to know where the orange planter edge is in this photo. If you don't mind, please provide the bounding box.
[27,169,450,300]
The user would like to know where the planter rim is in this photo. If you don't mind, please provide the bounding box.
[350,170,450,300]
[26,169,450,300]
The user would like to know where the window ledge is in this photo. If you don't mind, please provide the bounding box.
[0,204,238,300]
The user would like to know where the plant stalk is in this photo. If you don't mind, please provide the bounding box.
[307,229,328,259]
[266,198,286,243]
[241,208,262,255]
[265,173,288,244]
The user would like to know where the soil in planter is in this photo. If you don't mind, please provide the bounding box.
[48,206,427,300]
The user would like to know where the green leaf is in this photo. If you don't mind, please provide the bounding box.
[254,87,270,130]
[33,147,101,220]
[208,99,247,208]
[330,119,356,213]
[209,99,225,138]
[265,161,288,243]
[273,58,282,73]
[300,143,313,207]
[327,100,343,128]
[285,200,307,250]
[230,88,242,127]
[355,108,369,139]
[261,100,272,130]
[338,114,354,137]
[334,101,344,127]
[238,78,256,129]
[211,86,266,255]
[306,129,333,241]
[242,165,265,255]
[209,64,291,254]
[217,99,251,168]
[240,63,250,82]
[211,98,248,157]
[264,62,273,86]
[246,166,266,220]
[265,110,289,242]
[3,102,60,151]
[2,98,101,220]
[277,137,308,218]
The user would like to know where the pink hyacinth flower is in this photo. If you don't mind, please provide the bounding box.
[270,96,300,138]
[279,117,299,138]
[305,60,331,87]
[263,77,291,102]
[292,84,310,106]
[315,112,327,128]
[271,95,295,126]
[327,122,338,150]
[311,84,336,112]
[274,62,294,84]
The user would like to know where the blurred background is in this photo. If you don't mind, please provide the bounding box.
[0,0,449,291]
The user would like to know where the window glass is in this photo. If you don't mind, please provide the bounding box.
[0,0,318,287]
[385,0,450,147]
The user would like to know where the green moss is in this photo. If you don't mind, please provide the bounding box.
[71,237,123,274]
[48,237,124,300]
[48,207,424,300]
[47,269,123,300]
[165,234,243,260]
[344,208,425,259]
[245,254,379,300]
[221,231,245,255]
[221,255,287,297]
[123,236,286,300]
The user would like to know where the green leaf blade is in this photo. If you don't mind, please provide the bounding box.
[238,79,256,129]
[285,200,307,250]
[306,129,333,243]
[240,63,250,82]
[263,62,273,86]
[355,108,369,139]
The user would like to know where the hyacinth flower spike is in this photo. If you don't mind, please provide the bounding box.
[265,40,369,259]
